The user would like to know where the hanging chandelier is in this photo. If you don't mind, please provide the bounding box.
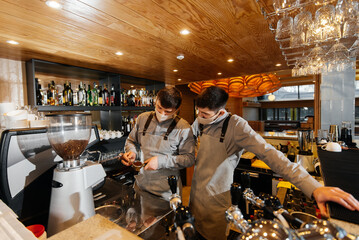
[257,0,358,76]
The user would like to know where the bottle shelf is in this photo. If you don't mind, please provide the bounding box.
[36,105,154,112]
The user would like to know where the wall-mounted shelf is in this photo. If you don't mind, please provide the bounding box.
[243,102,261,108]
[37,106,155,112]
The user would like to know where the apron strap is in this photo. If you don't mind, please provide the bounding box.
[164,115,181,140]
[220,114,232,142]
[142,112,154,136]
[199,124,204,136]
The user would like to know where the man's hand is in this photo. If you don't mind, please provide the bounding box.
[312,186,359,217]
[144,156,158,170]
[121,151,136,166]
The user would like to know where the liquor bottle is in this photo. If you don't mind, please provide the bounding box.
[67,82,73,106]
[115,84,121,106]
[50,81,57,106]
[98,86,103,106]
[47,83,52,105]
[127,89,135,106]
[103,85,110,106]
[78,82,86,106]
[63,83,68,106]
[42,87,48,106]
[134,89,140,107]
[121,89,127,106]
[87,84,92,106]
[73,86,78,105]
[92,82,98,106]
[35,79,42,106]
[110,84,116,106]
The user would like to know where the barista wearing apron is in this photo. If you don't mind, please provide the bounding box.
[190,86,359,240]
[122,86,195,200]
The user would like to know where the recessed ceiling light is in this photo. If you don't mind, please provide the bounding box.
[115,51,123,55]
[6,40,19,45]
[217,72,222,75]
[46,1,62,9]
[176,54,184,60]
[275,63,282,67]
[173,69,178,72]
[177,78,182,81]
[227,58,234,63]
[130,85,134,88]
[180,29,190,35]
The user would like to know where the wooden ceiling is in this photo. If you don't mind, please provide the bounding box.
[0,0,289,84]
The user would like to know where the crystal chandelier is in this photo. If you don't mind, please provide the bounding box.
[258,0,359,76]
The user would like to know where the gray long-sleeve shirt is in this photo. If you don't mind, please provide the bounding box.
[192,111,322,198]
[125,111,195,169]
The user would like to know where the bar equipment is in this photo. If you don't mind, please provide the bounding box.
[340,121,353,147]
[167,175,195,240]
[329,124,339,142]
[296,129,315,173]
[46,113,106,236]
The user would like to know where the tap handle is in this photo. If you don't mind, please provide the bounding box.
[168,175,177,194]
[241,172,251,189]
[230,183,242,206]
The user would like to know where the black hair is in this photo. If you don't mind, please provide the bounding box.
[196,86,228,111]
[157,86,182,109]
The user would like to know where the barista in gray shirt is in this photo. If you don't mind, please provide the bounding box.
[121,86,195,200]
[190,86,359,240]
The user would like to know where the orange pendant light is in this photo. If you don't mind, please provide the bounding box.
[188,73,281,98]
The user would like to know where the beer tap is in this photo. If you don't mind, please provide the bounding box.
[167,176,195,240]
[225,183,250,235]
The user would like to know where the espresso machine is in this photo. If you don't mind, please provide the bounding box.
[46,113,106,236]
[296,129,315,173]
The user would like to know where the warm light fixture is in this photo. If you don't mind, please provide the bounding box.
[275,63,282,67]
[177,54,184,60]
[217,72,222,75]
[173,69,178,72]
[227,58,234,63]
[177,78,182,81]
[115,51,123,55]
[6,40,19,45]
[268,93,276,101]
[46,0,62,9]
[180,29,190,35]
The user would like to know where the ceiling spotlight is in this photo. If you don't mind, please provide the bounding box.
[6,40,19,45]
[130,85,134,88]
[177,78,182,81]
[115,51,123,55]
[173,69,178,72]
[217,72,222,75]
[227,58,234,63]
[268,93,276,101]
[176,54,184,60]
[46,1,62,9]
[275,63,282,67]
[180,29,190,35]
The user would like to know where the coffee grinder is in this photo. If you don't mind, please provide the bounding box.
[46,113,106,236]
[296,129,315,173]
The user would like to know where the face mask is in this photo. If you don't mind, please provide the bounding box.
[197,110,223,125]
[155,108,173,122]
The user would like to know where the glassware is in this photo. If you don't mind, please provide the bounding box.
[326,41,351,72]
[273,0,297,13]
[275,15,293,41]
[293,10,312,45]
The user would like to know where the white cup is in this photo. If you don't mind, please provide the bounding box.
[321,142,342,152]
[0,102,17,127]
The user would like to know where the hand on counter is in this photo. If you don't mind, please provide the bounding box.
[121,151,136,166]
[312,186,359,217]
[144,156,158,170]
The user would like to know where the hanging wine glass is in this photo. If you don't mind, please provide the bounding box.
[307,45,326,74]
[273,0,297,14]
[315,4,337,41]
[343,18,358,38]
[293,10,312,46]
[349,37,359,56]
[326,41,351,72]
[275,14,293,41]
